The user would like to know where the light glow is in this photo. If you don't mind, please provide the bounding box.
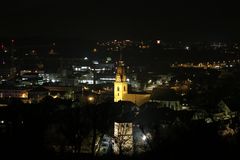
[142,135,147,141]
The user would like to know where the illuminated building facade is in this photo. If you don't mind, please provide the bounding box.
[114,60,128,102]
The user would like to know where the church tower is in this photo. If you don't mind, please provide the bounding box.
[114,59,128,102]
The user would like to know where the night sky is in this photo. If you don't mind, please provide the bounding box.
[0,0,240,40]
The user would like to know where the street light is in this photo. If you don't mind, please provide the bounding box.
[88,96,95,103]
[142,135,147,141]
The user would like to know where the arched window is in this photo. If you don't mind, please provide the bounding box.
[124,86,126,91]
[117,86,120,91]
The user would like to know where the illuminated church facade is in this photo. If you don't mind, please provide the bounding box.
[114,60,150,106]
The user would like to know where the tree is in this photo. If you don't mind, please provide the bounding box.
[113,122,133,155]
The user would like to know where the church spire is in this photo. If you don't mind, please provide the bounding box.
[119,52,122,61]
[116,54,126,82]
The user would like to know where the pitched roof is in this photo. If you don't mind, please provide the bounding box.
[150,88,179,101]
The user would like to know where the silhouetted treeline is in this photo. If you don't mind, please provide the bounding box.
[0,97,240,159]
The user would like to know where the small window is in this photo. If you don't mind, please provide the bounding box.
[124,86,126,91]
[117,87,120,91]
[118,93,119,96]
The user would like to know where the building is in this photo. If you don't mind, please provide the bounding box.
[0,86,29,103]
[149,88,182,110]
[113,122,133,155]
[211,100,237,121]
[114,60,128,102]
[114,60,150,106]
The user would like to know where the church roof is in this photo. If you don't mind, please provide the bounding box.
[150,88,180,101]
[128,91,150,95]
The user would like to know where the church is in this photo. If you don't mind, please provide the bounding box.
[114,59,150,106]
